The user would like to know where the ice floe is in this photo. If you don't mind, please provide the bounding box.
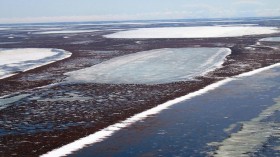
[66,48,231,84]
[0,48,71,79]
[104,26,279,39]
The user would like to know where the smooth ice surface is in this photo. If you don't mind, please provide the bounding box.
[0,48,71,79]
[66,48,231,84]
[104,26,279,39]
[34,30,98,34]
[260,37,280,42]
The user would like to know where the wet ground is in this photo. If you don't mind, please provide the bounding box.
[1,18,280,156]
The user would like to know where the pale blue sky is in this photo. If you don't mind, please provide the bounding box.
[0,0,279,23]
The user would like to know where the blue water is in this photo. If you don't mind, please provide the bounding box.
[69,66,280,157]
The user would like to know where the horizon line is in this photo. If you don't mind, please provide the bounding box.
[1,16,280,25]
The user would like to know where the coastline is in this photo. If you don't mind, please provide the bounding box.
[1,22,280,156]
[43,62,280,157]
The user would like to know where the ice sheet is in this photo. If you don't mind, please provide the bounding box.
[104,26,279,39]
[0,48,71,79]
[66,48,231,84]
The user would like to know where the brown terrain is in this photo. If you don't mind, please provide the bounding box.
[0,21,280,156]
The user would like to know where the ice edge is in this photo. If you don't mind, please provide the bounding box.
[40,62,280,157]
[0,48,72,80]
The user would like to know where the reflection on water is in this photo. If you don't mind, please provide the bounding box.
[69,67,280,157]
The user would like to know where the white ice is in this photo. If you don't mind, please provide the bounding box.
[34,30,98,34]
[66,48,231,84]
[104,26,279,39]
[0,48,71,79]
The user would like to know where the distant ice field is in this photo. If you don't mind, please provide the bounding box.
[66,48,231,84]
[104,26,279,39]
[0,48,71,79]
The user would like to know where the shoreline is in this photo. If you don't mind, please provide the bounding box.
[41,62,280,157]
[0,48,72,80]
[1,22,280,156]
[1,42,280,156]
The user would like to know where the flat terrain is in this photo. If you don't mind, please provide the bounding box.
[1,18,280,156]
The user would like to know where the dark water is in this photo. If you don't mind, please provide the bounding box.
[69,67,280,157]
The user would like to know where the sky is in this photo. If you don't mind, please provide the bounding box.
[0,0,280,24]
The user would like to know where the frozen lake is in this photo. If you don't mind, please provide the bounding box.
[66,48,231,84]
[64,61,280,157]
[0,48,71,79]
[104,26,279,39]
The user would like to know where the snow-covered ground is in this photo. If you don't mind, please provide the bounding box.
[104,26,279,39]
[33,30,98,34]
[0,48,72,79]
[260,37,280,42]
[66,48,231,84]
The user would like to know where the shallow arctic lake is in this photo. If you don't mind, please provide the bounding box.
[66,64,280,157]
[104,26,279,39]
[0,48,71,79]
[66,48,230,84]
